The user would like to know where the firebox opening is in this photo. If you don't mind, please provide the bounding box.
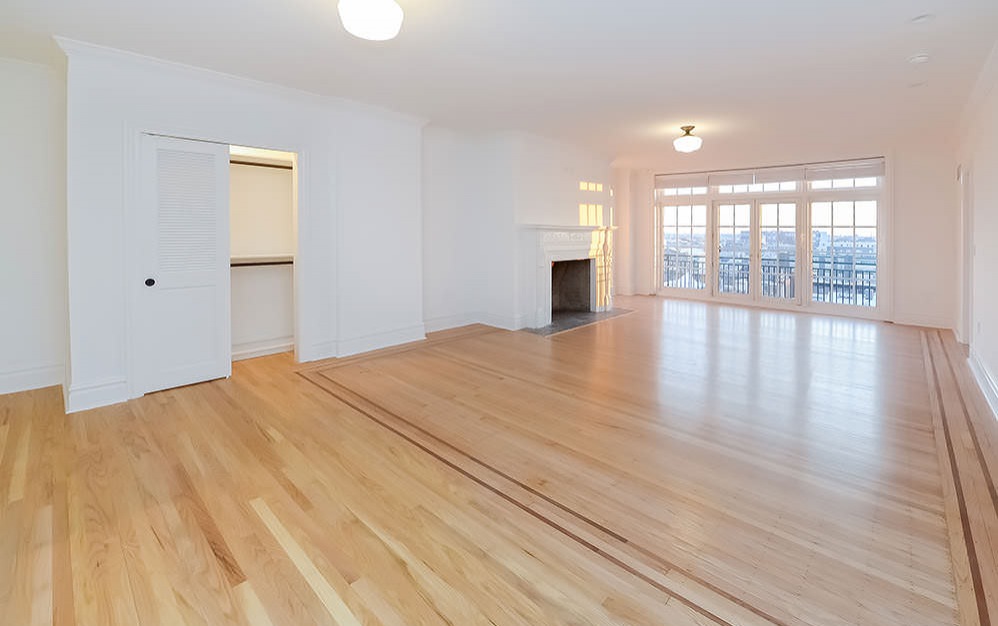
[551,259,592,313]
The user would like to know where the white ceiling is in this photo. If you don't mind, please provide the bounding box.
[2,0,997,170]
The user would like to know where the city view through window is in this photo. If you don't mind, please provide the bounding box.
[657,161,883,310]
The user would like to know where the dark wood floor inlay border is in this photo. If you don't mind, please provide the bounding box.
[302,368,791,626]
[925,331,991,626]
[938,332,998,519]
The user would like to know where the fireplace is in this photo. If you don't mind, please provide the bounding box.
[520,225,613,329]
[551,259,593,313]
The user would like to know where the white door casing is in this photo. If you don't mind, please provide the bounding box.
[135,135,231,394]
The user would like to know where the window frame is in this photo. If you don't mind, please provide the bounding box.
[657,199,710,294]
[653,160,890,321]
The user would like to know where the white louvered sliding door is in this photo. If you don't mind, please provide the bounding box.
[136,135,231,394]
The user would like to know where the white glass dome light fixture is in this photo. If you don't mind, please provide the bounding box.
[673,125,703,153]
[337,0,404,41]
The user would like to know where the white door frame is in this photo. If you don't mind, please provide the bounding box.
[712,199,755,304]
[124,125,309,400]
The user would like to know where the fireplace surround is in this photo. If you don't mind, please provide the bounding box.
[519,225,614,328]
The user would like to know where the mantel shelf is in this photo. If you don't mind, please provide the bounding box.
[517,224,617,231]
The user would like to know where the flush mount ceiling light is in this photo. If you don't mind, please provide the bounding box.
[908,53,931,65]
[909,13,935,24]
[337,0,404,41]
[673,125,703,153]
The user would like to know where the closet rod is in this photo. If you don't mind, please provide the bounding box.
[229,160,293,171]
[230,260,294,267]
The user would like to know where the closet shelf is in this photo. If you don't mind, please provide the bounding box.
[231,254,294,267]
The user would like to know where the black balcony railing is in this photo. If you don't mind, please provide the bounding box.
[662,253,877,307]
[811,259,877,307]
[662,254,708,290]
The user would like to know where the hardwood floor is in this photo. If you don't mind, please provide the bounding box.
[1,295,996,625]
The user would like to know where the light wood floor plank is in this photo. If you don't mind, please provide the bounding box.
[1,296,995,625]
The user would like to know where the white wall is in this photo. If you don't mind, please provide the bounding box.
[612,168,656,296]
[890,138,958,328]
[230,163,295,257]
[421,128,611,331]
[959,42,998,415]
[421,126,475,331]
[229,163,295,360]
[334,110,425,355]
[421,129,518,330]
[62,40,426,411]
[231,265,294,360]
[610,168,633,295]
[0,57,67,394]
[509,133,612,226]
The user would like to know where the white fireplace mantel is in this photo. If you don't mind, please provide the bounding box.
[518,224,615,328]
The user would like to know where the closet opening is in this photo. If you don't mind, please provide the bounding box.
[228,145,298,362]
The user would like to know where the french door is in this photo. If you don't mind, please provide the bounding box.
[658,199,801,304]
[714,199,800,304]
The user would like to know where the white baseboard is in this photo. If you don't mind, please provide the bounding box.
[424,314,473,333]
[337,324,427,358]
[66,378,129,414]
[233,338,294,362]
[969,349,998,422]
[0,363,64,396]
[891,314,952,329]
[299,340,337,364]
[472,312,526,331]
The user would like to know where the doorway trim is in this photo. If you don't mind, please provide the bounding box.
[123,123,312,401]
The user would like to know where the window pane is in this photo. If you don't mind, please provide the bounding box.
[677,187,691,195]
[763,182,780,192]
[761,203,778,226]
[833,227,855,249]
[663,223,707,290]
[812,202,832,226]
[678,205,692,226]
[735,204,751,225]
[761,226,796,300]
[719,204,734,226]
[855,201,877,226]
[692,186,708,195]
[855,228,877,306]
[779,181,797,191]
[662,206,677,226]
[718,185,733,194]
[833,201,854,226]
[733,184,748,193]
[811,180,832,190]
[692,205,707,226]
[779,203,796,226]
[856,228,877,262]
[833,178,854,189]
[663,188,677,196]
[748,183,763,193]
[854,177,877,188]
[719,226,751,295]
